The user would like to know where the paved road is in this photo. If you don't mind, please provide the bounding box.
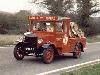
[0,43,100,75]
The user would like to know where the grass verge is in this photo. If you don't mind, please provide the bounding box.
[0,35,21,46]
[87,35,100,43]
[61,63,100,75]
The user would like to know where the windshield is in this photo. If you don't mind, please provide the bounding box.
[31,21,54,32]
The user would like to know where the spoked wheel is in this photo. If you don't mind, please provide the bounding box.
[42,46,54,64]
[14,45,24,60]
[73,44,81,58]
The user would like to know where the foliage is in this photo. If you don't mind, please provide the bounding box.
[32,0,74,16]
[0,12,16,34]
[76,0,100,26]
[15,10,32,34]
[75,0,100,36]
[60,63,100,75]
[0,10,32,34]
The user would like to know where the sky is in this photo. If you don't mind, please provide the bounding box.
[0,0,100,16]
[0,0,28,13]
[0,0,48,13]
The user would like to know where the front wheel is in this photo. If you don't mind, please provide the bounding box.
[42,46,54,64]
[73,44,81,58]
[14,46,24,60]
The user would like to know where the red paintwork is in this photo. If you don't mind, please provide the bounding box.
[28,16,86,55]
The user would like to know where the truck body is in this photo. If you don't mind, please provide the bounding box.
[14,16,86,64]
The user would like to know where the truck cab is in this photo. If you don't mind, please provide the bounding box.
[14,16,86,64]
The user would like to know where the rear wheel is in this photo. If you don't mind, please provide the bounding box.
[73,44,81,58]
[14,46,24,60]
[42,46,54,64]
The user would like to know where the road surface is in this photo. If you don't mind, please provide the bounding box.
[0,43,100,75]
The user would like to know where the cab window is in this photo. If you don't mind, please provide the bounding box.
[32,21,54,32]
[63,22,67,32]
[56,22,63,32]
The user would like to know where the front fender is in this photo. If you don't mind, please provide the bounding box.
[36,44,51,54]
[15,42,23,47]
[42,44,51,49]
[36,44,57,56]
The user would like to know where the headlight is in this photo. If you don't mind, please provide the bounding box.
[38,38,43,44]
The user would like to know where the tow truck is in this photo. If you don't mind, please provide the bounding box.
[14,16,86,64]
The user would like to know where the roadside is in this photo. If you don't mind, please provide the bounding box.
[0,35,22,47]
[61,62,100,75]
[36,59,100,75]
[87,35,100,43]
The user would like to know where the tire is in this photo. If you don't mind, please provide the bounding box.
[14,45,24,60]
[73,44,81,58]
[42,46,54,64]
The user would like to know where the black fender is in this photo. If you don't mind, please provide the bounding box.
[15,42,23,47]
[15,42,25,51]
[79,42,84,52]
[74,42,84,52]
[42,44,51,49]
[15,42,31,50]
[36,44,51,55]
[35,43,59,57]
[41,44,58,55]
[16,42,36,48]
[35,44,53,56]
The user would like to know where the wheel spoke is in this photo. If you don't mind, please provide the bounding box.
[14,46,24,60]
[73,44,81,58]
[42,47,54,64]
[45,50,53,61]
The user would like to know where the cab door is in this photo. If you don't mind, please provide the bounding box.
[62,21,78,53]
[55,21,65,53]
[62,19,71,53]
[62,20,69,53]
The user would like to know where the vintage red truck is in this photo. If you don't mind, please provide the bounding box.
[14,16,86,64]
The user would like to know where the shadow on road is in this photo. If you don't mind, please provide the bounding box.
[17,55,75,64]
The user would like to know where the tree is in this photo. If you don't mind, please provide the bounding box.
[76,0,100,26]
[76,0,100,36]
[15,10,32,33]
[0,10,32,34]
[0,12,16,34]
[35,11,49,16]
[31,0,74,16]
